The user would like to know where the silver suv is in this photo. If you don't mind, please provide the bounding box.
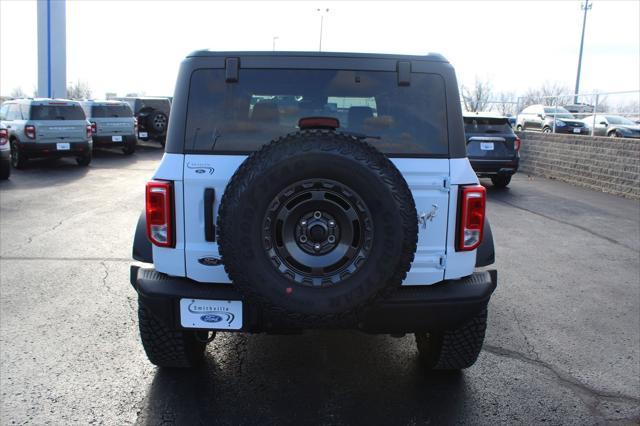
[0,99,93,168]
[81,100,137,155]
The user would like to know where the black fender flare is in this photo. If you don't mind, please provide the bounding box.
[475,218,495,267]
[132,211,153,263]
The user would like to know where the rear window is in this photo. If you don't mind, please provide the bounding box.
[464,117,512,134]
[30,105,86,120]
[91,104,133,118]
[136,99,170,111]
[185,69,448,156]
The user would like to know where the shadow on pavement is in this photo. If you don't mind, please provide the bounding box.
[138,331,470,425]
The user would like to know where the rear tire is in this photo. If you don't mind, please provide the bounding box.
[516,125,523,132]
[122,143,136,155]
[147,110,168,136]
[415,308,488,370]
[10,141,27,169]
[491,174,512,188]
[76,153,92,167]
[138,303,207,368]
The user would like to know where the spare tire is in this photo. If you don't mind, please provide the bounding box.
[218,130,417,325]
[147,110,168,135]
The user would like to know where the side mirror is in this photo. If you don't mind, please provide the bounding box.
[599,121,608,127]
[537,114,544,119]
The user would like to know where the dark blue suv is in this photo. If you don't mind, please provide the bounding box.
[464,112,520,187]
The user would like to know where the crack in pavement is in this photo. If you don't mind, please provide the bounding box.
[100,261,137,326]
[483,344,640,422]
[13,206,108,253]
[491,198,639,253]
[512,309,540,361]
[100,261,112,293]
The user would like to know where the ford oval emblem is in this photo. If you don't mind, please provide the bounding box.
[200,314,223,323]
[195,169,206,174]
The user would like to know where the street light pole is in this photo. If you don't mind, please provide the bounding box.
[317,8,329,52]
[272,36,279,52]
[574,0,592,104]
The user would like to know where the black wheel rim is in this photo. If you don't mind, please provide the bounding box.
[153,115,166,131]
[262,179,373,287]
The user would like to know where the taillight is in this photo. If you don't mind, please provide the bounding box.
[134,118,138,131]
[514,137,521,152]
[145,180,174,247]
[86,124,93,139]
[25,125,36,140]
[91,122,97,134]
[0,129,7,146]
[457,185,486,251]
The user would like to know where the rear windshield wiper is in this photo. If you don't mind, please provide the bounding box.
[340,130,381,140]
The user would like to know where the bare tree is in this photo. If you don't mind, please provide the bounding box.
[494,91,517,116]
[520,82,571,107]
[66,80,92,100]
[614,100,640,120]
[461,77,493,112]
[10,87,26,99]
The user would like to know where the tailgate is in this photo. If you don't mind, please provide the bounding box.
[94,118,134,136]
[466,136,516,159]
[35,120,87,142]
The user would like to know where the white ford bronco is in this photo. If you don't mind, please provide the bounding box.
[131,51,497,370]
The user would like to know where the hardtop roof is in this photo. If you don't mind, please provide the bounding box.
[186,50,448,63]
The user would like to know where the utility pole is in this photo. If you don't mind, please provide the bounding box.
[574,0,592,104]
[272,36,279,52]
[317,8,329,52]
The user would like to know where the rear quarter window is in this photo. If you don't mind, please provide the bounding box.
[184,68,448,157]
[30,105,86,120]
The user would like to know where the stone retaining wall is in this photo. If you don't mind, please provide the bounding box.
[518,132,639,199]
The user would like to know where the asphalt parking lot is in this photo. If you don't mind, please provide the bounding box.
[0,144,638,425]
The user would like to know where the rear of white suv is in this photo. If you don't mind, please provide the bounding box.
[130,52,497,370]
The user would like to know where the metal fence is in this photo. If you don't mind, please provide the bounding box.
[532,90,639,136]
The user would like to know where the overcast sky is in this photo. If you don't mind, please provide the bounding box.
[1,0,639,103]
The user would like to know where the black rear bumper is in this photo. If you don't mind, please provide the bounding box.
[18,141,91,158]
[469,158,519,176]
[130,266,497,334]
[92,135,136,147]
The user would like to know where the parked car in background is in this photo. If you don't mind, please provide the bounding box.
[581,115,640,139]
[115,97,171,146]
[0,99,92,168]
[516,105,588,134]
[464,112,520,187]
[0,124,10,179]
[81,100,137,155]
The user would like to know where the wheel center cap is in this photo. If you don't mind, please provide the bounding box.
[309,224,327,242]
